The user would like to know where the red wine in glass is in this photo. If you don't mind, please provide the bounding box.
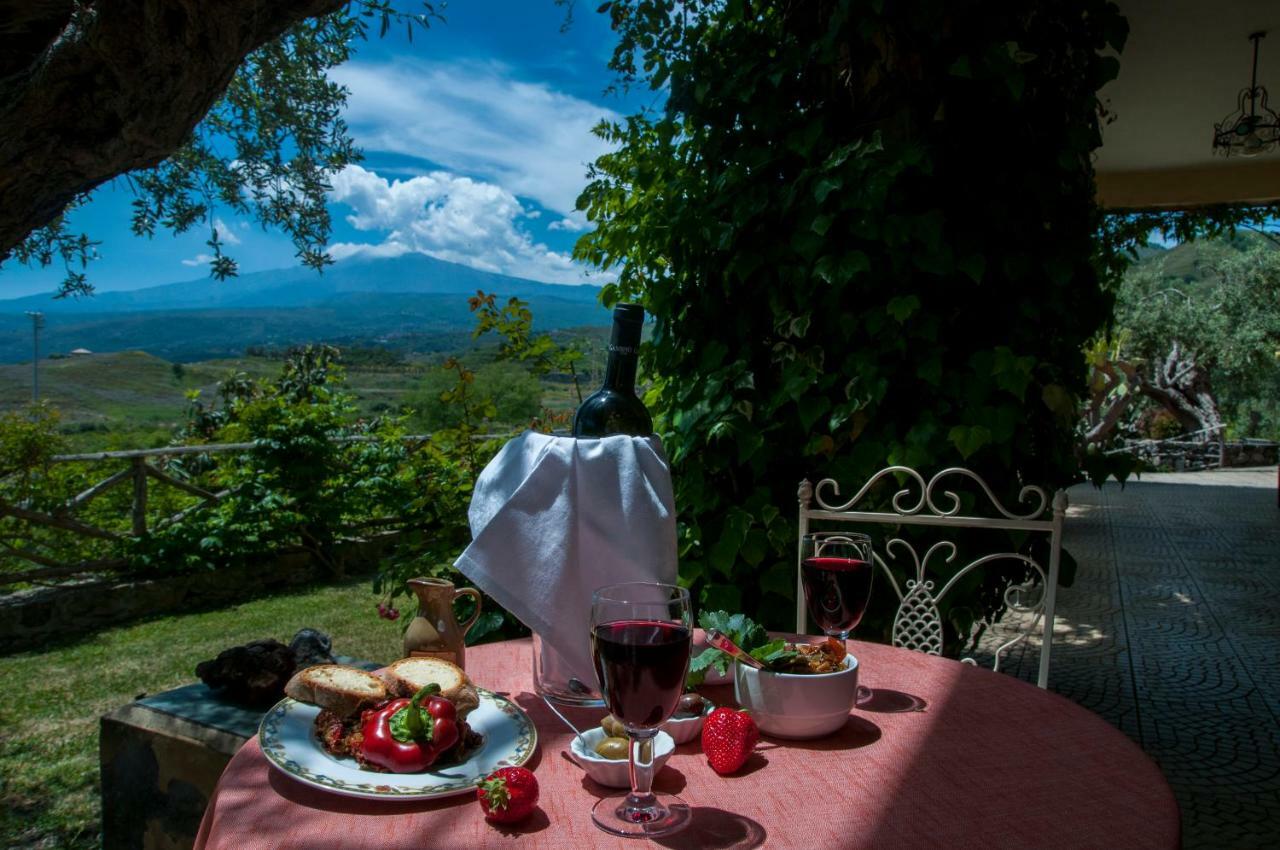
[801,557,873,636]
[588,582,693,838]
[800,533,875,641]
[591,620,692,728]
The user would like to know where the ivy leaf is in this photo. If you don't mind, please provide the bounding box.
[813,178,842,203]
[886,295,921,323]
[948,425,992,459]
[759,562,794,598]
[957,254,985,283]
[1041,383,1076,420]
[815,251,869,285]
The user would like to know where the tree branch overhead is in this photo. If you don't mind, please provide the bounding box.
[0,0,344,261]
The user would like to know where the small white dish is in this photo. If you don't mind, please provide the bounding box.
[733,653,859,739]
[660,698,715,744]
[568,728,676,788]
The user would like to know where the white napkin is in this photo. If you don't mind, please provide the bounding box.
[454,431,678,686]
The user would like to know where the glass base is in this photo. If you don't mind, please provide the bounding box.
[591,793,691,838]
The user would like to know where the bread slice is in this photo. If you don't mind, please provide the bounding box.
[284,664,388,717]
[384,657,481,719]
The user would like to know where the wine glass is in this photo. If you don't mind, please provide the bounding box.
[589,582,693,838]
[802,533,875,704]
[800,532,875,641]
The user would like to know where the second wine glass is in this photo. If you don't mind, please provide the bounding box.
[589,582,692,838]
[800,532,875,641]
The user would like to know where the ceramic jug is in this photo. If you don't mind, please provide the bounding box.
[402,577,483,669]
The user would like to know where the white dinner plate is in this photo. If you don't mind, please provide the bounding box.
[259,688,538,800]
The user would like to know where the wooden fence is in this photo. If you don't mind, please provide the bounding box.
[0,433,510,588]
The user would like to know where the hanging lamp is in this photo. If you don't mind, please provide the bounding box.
[1212,32,1280,157]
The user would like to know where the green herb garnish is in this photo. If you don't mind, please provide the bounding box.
[686,610,771,687]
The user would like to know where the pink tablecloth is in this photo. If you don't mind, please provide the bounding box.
[194,636,1179,850]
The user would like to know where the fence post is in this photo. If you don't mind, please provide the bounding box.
[131,458,147,537]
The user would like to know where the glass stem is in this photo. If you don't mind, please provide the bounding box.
[626,728,658,815]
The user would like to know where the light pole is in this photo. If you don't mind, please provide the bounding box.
[25,311,44,402]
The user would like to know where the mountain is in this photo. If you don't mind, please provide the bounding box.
[0,253,603,314]
[0,254,610,362]
[1130,232,1278,283]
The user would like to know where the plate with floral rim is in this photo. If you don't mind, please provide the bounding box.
[259,688,538,800]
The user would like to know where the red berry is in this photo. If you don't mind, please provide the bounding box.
[478,766,539,825]
[701,707,759,775]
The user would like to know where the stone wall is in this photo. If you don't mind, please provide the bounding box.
[1124,439,1279,472]
[0,533,402,654]
[1223,441,1280,467]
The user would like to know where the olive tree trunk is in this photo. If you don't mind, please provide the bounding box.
[1138,340,1225,440]
[0,0,343,260]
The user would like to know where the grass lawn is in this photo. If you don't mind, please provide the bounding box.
[0,577,405,850]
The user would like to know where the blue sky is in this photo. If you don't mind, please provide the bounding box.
[0,1,651,299]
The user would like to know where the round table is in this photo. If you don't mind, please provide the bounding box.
[193,636,1179,850]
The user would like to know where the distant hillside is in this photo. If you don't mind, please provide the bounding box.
[1129,232,1279,284]
[0,351,226,431]
[0,254,610,362]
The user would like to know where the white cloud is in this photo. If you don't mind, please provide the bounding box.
[181,253,214,267]
[548,216,588,232]
[327,165,602,284]
[213,218,241,245]
[331,59,619,217]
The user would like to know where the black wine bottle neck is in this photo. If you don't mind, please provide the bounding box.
[601,306,642,393]
[602,345,639,393]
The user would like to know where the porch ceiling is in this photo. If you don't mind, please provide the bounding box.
[1095,0,1280,209]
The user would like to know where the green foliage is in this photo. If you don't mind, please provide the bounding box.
[1116,242,1280,427]
[470,291,587,405]
[0,298,580,648]
[410,362,543,432]
[8,3,442,295]
[0,404,65,488]
[579,1,1124,641]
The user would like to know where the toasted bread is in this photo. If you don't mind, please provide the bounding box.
[384,657,481,719]
[284,664,388,717]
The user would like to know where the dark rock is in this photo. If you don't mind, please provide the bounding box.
[289,628,335,668]
[195,639,296,706]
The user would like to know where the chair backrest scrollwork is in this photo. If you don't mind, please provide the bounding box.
[797,466,1068,688]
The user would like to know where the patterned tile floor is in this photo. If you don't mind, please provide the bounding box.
[999,467,1280,850]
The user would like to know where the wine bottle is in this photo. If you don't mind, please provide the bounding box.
[572,303,653,437]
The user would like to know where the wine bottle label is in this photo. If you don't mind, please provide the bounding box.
[608,344,637,355]
[409,649,459,665]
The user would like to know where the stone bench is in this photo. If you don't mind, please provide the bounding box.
[100,658,378,850]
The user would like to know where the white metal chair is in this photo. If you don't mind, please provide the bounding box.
[797,467,1068,688]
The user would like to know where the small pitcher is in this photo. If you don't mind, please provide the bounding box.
[402,577,483,669]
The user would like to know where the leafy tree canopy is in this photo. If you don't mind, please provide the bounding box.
[577,0,1125,631]
[0,0,439,297]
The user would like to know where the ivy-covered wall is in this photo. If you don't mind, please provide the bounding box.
[578,0,1128,628]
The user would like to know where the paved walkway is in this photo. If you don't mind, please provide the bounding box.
[1001,468,1279,850]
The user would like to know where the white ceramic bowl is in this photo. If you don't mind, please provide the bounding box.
[568,728,676,788]
[660,698,715,744]
[733,654,859,739]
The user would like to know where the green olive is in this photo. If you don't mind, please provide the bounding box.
[594,736,630,760]
[600,714,626,737]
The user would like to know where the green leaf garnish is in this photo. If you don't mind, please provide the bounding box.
[687,610,773,688]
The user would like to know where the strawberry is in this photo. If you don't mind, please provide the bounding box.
[477,766,539,825]
[701,707,759,775]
